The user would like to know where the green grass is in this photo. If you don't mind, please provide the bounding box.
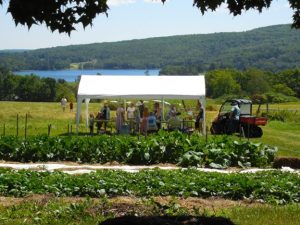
[0,197,299,225]
[0,101,299,157]
[224,204,300,225]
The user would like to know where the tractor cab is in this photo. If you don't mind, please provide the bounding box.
[219,99,252,117]
[211,99,267,138]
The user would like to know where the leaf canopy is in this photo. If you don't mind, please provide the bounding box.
[1,0,300,34]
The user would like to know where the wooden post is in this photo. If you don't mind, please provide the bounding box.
[205,126,208,144]
[266,103,269,114]
[25,113,28,139]
[16,113,19,137]
[48,124,52,136]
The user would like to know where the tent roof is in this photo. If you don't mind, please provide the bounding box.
[77,75,205,100]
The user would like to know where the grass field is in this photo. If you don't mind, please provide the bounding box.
[0,196,299,225]
[0,101,299,157]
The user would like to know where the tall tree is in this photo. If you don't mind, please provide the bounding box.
[1,0,300,34]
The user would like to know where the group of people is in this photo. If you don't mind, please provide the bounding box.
[165,101,204,133]
[88,100,205,135]
[115,100,162,134]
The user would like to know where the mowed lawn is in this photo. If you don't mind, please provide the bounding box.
[0,101,299,157]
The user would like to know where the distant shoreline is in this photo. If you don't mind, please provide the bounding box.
[13,69,160,82]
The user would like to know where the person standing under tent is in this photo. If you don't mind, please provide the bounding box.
[89,113,95,135]
[100,102,111,131]
[116,103,125,134]
[195,100,204,133]
[127,102,135,133]
[140,107,149,134]
[154,102,162,129]
[138,100,144,118]
[134,102,141,133]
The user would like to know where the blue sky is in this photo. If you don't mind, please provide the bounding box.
[0,0,294,50]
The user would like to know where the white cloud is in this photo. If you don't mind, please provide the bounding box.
[107,0,137,7]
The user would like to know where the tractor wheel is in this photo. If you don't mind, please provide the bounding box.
[243,125,263,138]
[251,126,263,138]
[210,123,222,134]
[242,125,251,138]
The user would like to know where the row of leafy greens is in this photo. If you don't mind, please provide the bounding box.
[0,131,277,168]
[0,169,298,204]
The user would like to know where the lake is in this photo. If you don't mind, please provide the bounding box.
[14,69,160,82]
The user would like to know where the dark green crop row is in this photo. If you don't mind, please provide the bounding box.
[0,169,299,204]
[0,131,277,168]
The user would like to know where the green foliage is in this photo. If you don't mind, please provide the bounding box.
[206,70,241,98]
[267,110,300,124]
[0,132,277,168]
[205,68,300,101]
[2,0,300,34]
[265,92,299,103]
[1,25,300,72]
[0,169,298,204]
[0,69,76,101]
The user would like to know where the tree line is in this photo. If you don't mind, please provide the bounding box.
[0,67,76,102]
[0,67,299,103]
[0,25,300,72]
[161,68,300,103]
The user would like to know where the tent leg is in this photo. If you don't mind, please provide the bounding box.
[76,98,82,134]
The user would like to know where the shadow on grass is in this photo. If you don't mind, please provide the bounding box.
[99,215,236,225]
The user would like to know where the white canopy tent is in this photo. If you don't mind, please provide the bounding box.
[76,75,206,133]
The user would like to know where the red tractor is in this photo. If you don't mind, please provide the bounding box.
[210,99,267,138]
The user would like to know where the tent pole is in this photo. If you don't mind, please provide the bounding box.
[76,98,82,134]
[202,97,206,135]
[162,97,165,121]
[85,98,90,130]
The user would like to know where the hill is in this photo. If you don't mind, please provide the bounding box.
[0,24,299,72]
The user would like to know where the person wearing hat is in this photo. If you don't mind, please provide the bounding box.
[229,101,240,133]
[99,102,111,131]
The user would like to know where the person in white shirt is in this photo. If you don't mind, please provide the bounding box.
[60,97,67,112]
[127,102,135,133]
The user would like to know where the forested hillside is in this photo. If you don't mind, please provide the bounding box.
[0,24,299,72]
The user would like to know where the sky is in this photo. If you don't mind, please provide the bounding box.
[0,0,294,50]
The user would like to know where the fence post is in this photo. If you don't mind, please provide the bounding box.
[205,125,208,144]
[266,103,269,114]
[16,113,19,137]
[25,113,28,139]
[48,124,52,136]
